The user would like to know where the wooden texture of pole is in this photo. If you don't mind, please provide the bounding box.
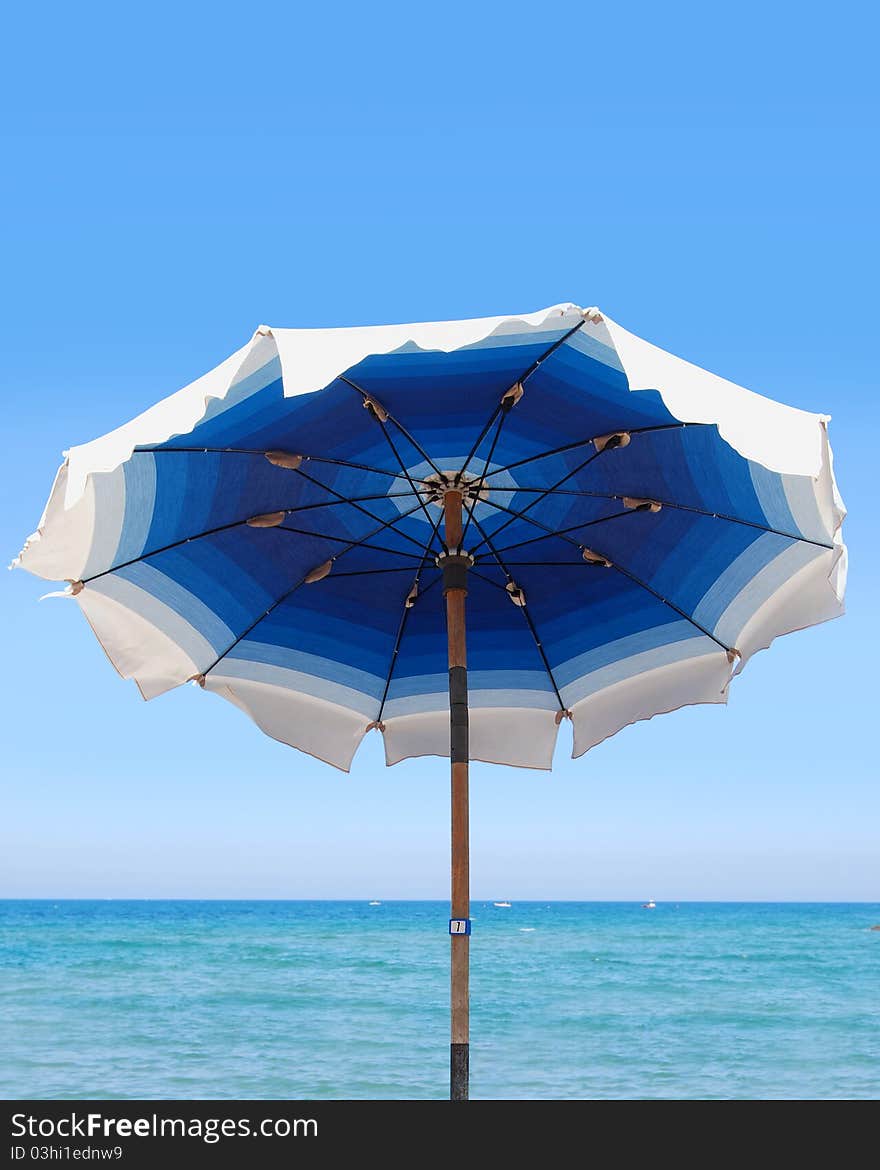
[443,489,470,1101]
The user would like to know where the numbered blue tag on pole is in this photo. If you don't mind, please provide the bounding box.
[449,919,471,935]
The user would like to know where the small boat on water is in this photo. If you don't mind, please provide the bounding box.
[493,901,512,908]
[642,899,656,909]
[368,900,382,906]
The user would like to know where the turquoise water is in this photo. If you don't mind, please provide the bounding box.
[1,901,878,1100]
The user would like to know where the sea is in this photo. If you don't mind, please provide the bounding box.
[1,900,877,1100]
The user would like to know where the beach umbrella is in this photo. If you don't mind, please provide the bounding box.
[16,303,846,1100]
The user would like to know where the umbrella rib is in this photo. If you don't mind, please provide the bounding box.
[78,518,256,583]
[460,406,510,547]
[330,566,433,578]
[338,374,444,476]
[468,567,512,594]
[456,403,503,486]
[367,410,442,530]
[290,463,429,555]
[306,454,428,484]
[376,574,443,722]
[448,318,587,489]
[77,493,420,584]
[493,487,835,551]
[296,496,434,562]
[200,502,437,679]
[468,446,608,554]
[477,547,734,657]
[468,495,634,557]
[488,511,635,556]
[375,554,439,724]
[468,500,733,669]
[134,447,414,483]
[200,574,316,679]
[422,496,449,555]
[513,317,587,386]
[500,560,610,566]
[480,422,708,479]
[275,525,425,560]
[462,503,567,713]
[606,561,733,653]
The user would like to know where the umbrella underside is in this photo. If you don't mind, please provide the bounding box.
[18,305,845,770]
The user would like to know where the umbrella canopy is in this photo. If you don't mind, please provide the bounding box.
[16,302,847,1099]
[17,303,845,768]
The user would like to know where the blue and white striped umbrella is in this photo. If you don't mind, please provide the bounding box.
[17,303,846,771]
[16,301,847,1099]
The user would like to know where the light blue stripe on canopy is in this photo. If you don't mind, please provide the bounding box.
[25,312,842,770]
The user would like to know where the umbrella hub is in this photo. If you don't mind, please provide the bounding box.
[421,471,491,509]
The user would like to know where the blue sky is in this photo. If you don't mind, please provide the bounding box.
[1,2,877,900]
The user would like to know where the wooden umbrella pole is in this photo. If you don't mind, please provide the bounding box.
[443,488,470,1101]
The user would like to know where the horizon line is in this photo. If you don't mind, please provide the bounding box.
[1,897,878,905]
